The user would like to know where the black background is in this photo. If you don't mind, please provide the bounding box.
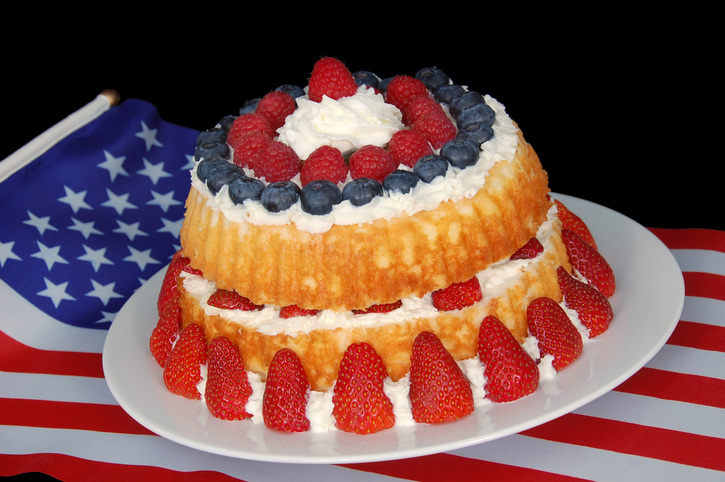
[0,1,723,479]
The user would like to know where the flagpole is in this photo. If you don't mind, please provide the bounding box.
[0,89,121,184]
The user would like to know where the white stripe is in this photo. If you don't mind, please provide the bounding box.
[646,344,725,380]
[573,390,725,439]
[0,426,396,482]
[681,296,725,327]
[451,433,725,482]
[672,249,725,277]
[0,371,116,405]
[0,93,113,183]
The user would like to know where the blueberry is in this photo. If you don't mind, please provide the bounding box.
[196,158,229,183]
[218,115,236,131]
[206,162,244,195]
[413,154,449,182]
[383,169,420,194]
[455,102,496,129]
[440,139,480,169]
[352,70,380,89]
[196,127,227,146]
[415,67,449,92]
[300,180,342,215]
[456,123,494,146]
[378,77,394,93]
[434,84,465,104]
[275,84,305,100]
[261,181,301,212]
[228,176,265,204]
[239,98,260,115]
[342,178,383,206]
[450,91,486,118]
[194,139,230,161]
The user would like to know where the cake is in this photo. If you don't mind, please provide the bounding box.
[149,58,616,434]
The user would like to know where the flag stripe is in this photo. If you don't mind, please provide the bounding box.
[645,344,725,380]
[666,320,725,353]
[649,228,725,252]
[613,367,725,408]
[672,249,725,276]
[683,272,725,301]
[680,296,725,327]
[0,371,116,405]
[520,413,725,471]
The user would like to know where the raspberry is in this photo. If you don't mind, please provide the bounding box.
[232,131,273,169]
[387,130,433,168]
[253,140,301,183]
[385,75,429,112]
[300,145,349,186]
[348,145,397,183]
[413,111,457,150]
[308,57,359,103]
[227,113,275,151]
[256,90,296,131]
[403,95,444,126]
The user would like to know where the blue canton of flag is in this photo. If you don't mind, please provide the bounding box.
[0,99,199,330]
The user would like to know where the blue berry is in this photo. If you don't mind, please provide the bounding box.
[218,115,236,131]
[415,67,449,92]
[196,158,229,183]
[434,84,465,104]
[455,102,496,129]
[457,123,494,146]
[261,181,301,212]
[440,139,480,169]
[239,98,260,115]
[196,128,227,146]
[206,162,245,195]
[383,169,420,194]
[342,178,383,206]
[450,91,486,118]
[194,139,230,161]
[275,84,305,100]
[228,176,265,204]
[413,154,449,182]
[378,77,394,93]
[352,71,380,89]
[300,180,342,215]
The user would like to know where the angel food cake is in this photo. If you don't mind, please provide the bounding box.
[149,58,616,434]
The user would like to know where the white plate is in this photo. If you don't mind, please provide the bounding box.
[103,193,684,464]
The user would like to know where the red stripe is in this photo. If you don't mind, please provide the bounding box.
[667,320,725,353]
[0,330,103,378]
[522,413,725,471]
[682,272,725,302]
[649,228,725,252]
[1,453,246,482]
[613,367,725,409]
[0,398,155,436]
[339,452,592,482]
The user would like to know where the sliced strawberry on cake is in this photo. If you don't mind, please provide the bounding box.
[431,277,482,311]
[262,348,311,432]
[162,323,208,399]
[205,336,253,421]
[554,199,597,250]
[561,228,616,297]
[526,297,583,371]
[557,266,613,337]
[149,303,181,367]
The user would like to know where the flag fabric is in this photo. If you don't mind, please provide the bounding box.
[1,98,724,482]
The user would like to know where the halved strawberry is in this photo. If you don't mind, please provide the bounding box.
[205,336,253,421]
[207,289,264,311]
[557,266,613,338]
[157,250,188,317]
[149,303,180,367]
[262,348,310,432]
[554,199,597,250]
[279,305,320,318]
[163,323,208,399]
[526,297,583,371]
[333,342,395,434]
[409,331,474,423]
[431,277,482,311]
[510,237,544,260]
[352,300,403,315]
[561,228,616,298]
[478,315,539,402]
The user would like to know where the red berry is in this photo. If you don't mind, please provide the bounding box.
[232,131,273,170]
[403,95,445,126]
[348,145,396,183]
[157,249,188,317]
[385,75,429,112]
[162,323,208,399]
[227,113,275,151]
[554,199,597,250]
[300,145,348,186]
[557,266,613,338]
[279,305,320,318]
[526,297,583,371]
[561,228,616,297]
[263,348,310,432]
[149,303,180,367]
[510,237,544,260]
[207,289,264,311]
[413,111,457,150]
[307,57,359,103]
[253,140,301,183]
[352,300,403,315]
[205,336,253,421]
[387,130,433,168]
[256,90,296,131]
[431,277,482,311]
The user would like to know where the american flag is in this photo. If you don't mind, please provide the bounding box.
[1,96,724,481]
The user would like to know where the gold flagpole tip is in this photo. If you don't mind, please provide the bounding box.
[100,89,121,106]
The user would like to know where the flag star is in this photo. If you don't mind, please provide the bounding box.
[31,241,69,271]
[23,211,59,235]
[78,245,114,272]
[147,190,182,212]
[68,217,104,239]
[97,311,118,324]
[101,188,137,215]
[181,154,196,170]
[37,277,76,308]
[85,279,124,306]
[135,121,164,151]
[97,150,129,182]
[123,246,160,272]
[58,185,92,213]
[113,220,148,241]
[137,158,172,185]
[0,241,22,267]
[158,217,184,239]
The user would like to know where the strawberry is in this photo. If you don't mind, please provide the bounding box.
[478,315,539,402]
[385,75,429,112]
[403,95,445,126]
[205,336,253,421]
[300,145,348,186]
[256,90,296,131]
[162,323,208,399]
[561,228,616,297]
[554,199,597,250]
[352,299,403,315]
[157,249,188,317]
[409,331,474,423]
[348,144,397,183]
[207,289,264,311]
[387,129,433,168]
[262,348,310,432]
[510,237,544,260]
[333,342,395,434]
[226,113,275,151]
[253,140,301,183]
[431,276,482,311]
[526,297,583,371]
[307,57,359,103]
[149,303,181,367]
[412,110,457,150]
[232,131,273,170]
[557,266,613,338]
[279,304,320,318]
